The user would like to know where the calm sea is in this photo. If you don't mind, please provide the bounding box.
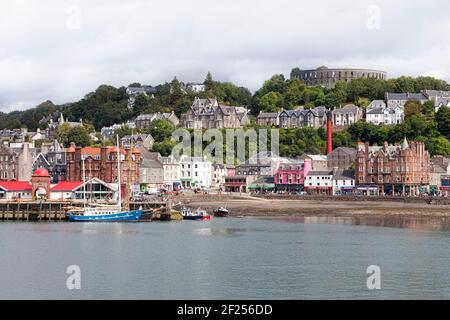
[1,216,450,299]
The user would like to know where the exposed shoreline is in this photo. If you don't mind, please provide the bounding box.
[183,195,450,218]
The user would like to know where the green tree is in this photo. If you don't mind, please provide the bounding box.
[56,123,92,147]
[147,119,175,142]
[404,100,422,117]
[426,136,450,156]
[152,139,176,157]
[258,92,283,112]
[436,106,450,139]
[114,125,133,139]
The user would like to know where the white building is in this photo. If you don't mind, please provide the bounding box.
[366,106,404,125]
[331,169,355,195]
[186,83,206,93]
[0,178,118,201]
[435,98,450,112]
[304,171,333,195]
[179,155,212,188]
[161,156,182,191]
[367,100,386,110]
[332,104,362,126]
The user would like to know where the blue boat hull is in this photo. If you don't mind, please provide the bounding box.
[68,210,143,222]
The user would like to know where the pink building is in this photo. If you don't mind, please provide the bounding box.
[226,165,236,177]
[274,159,312,192]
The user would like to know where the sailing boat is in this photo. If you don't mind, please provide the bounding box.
[67,135,143,222]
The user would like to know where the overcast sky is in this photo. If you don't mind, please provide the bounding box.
[1,0,449,112]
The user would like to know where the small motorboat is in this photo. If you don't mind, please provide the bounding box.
[182,207,211,221]
[213,207,229,217]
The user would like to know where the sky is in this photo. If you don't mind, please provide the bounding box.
[0,0,449,112]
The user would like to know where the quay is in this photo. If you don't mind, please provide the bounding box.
[0,201,166,221]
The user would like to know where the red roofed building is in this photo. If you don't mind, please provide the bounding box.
[31,168,51,200]
[0,176,118,201]
[66,142,141,184]
[0,181,33,200]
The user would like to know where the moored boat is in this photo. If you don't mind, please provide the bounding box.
[213,207,229,217]
[67,135,142,222]
[67,207,142,222]
[182,207,211,221]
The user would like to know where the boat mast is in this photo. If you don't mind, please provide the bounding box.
[116,134,122,211]
[82,155,86,209]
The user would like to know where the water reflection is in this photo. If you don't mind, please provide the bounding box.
[274,215,450,231]
[192,227,244,237]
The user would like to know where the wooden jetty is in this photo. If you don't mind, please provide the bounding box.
[0,201,167,222]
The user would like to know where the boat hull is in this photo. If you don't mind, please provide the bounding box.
[183,215,211,221]
[213,210,229,217]
[68,210,143,222]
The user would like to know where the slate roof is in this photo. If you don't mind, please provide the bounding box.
[386,93,428,101]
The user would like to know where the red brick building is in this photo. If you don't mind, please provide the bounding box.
[355,139,430,196]
[66,143,141,185]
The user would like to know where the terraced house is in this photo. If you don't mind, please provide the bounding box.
[278,106,328,128]
[180,97,250,129]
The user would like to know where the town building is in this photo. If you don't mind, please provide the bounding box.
[278,106,328,129]
[385,92,429,109]
[327,147,357,170]
[355,139,430,196]
[100,121,136,140]
[367,100,387,110]
[299,154,328,171]
[290,66,387,88]
[139,150,164,193]
[256,112,279,126]
[0,128,27,143]
[211,163,228,188]
[121,134,154,151]
[422,90,450,111]
[332,168,355,195]
[248,176,275,193]
[134,112,179,129]
[332,104,363,126]
[235,152,289,177]
[223,175,256,193]
[46,113,84,140]
[66,143,141,185]
[366,105,404,125]
[186,82,206,93]
[430,156,450,195]
[180,97,250,129]
[179,155,212,188]
[126,85,157,110]
[226,165,236,177]
[274,159,312,192]
[304,171,333,195]
[161,156,182,191]
[0,170,117,201]
[32,140,66,183]
[0,142,34,181]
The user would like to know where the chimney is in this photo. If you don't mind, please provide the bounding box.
[326,109,333,155]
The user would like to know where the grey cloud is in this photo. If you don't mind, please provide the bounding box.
[0,0,449,112]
